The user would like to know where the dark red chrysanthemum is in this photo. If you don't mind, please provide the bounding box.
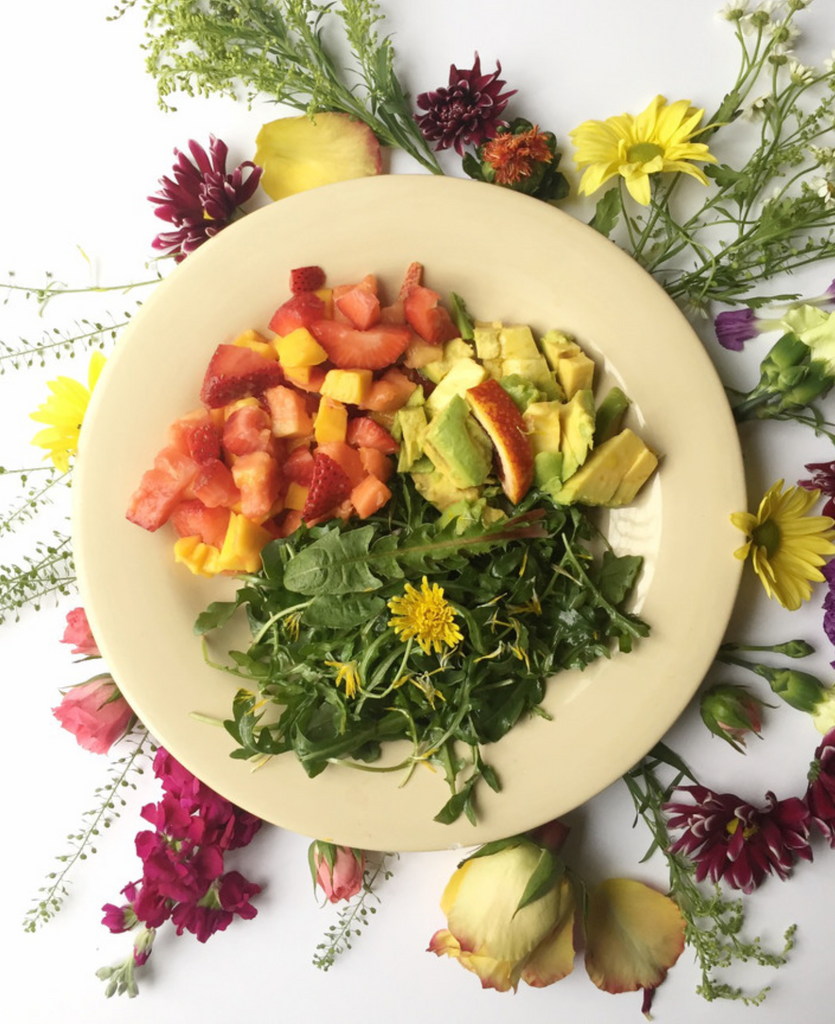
[415,53,516,155]
[799,460,835,518]
[149,135,262,262]
[807,727,835,847]
[664,784,812,894]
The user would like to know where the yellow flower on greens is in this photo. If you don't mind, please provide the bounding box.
[731,480,835,610]
[325,660,361,699]
[569,95,717,205]
[30,351,106,472]
[387,576,463,656]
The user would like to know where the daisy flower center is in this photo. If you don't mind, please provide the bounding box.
[751,518,781,557]
[627,141,665,164]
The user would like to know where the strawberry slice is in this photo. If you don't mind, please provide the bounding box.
[398,261,424,300]
[403,285,458,345]
[308,320,412,370]
[301,451,353,522]
[289,265,326,294]
[346,416,399,454]
[269,292,326,336]
[185,421,222,464]
[200,344,284,408]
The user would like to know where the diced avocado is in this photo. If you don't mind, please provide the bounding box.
[559,389,595,480]
[500,374,544,412]
[501,355,559,395]
[593,386,631,445]
[423,394,492,488]
[424,358,488,416]
[555,352,595,399]
[409,454,435,473]
[411,469,483,511]
[499,324,540,361]
[394,405,428,472]
[552,429,658,506]
[539,329,579,371]
[534,450,564,488]
[473,321,502,361]
[405,385,426,407]
[522,400,562,454]
[418,337,476,384]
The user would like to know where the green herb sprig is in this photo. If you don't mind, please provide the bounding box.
[198,478,648,824]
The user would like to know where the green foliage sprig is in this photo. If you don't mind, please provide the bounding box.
[119,0,443,173]
[623,744,795,1005]
[0,532,76,625]
[23,727,153,931]
[0,466,69,536]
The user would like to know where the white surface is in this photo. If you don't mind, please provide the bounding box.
[2,1,835,1022]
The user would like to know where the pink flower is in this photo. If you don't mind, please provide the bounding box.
[60,607,100,657]
[806,727,835,847]
[311,842,365,903]
[149,135,262,262]
[664,785,812,894]
[170,871,261,942]
[52,675,134,755]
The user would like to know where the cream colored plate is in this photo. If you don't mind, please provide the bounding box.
[73,174,744,851]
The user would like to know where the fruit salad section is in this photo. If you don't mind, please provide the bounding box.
[125,262,659,578]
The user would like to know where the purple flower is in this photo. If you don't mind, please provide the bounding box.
[664,785,812,894]
[798,460,835,518]
[149,136,262,262]
[415,53,516,156]
[714,308,761,351]
[806,728,835,847]
[823,560,835,662]
[170,871,261,942]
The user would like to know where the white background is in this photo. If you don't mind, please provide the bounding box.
[2,1,835,1022]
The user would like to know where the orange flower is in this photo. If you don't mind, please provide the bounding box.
[483,124,553,185]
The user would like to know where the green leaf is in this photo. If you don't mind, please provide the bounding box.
[594,551,644,605]
[282,525,382,595]
[590,188,622,237]
[515,847,564,913]
[194,598,240,635]
[303,593,386,628]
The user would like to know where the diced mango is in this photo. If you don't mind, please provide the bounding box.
[314,397,348,443]
[274,326,328,367]
[234,328,276,361]
[314,287,334,318]
[173,535,223,577]
[218,512,272,573]
[284,481,310,511]
[321,368,373,405]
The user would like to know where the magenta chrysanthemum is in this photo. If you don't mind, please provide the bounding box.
[799,460,835,519]
[664,785,812,894]
[415,53,516,155]
[149,135,262,262]
[807,728,835,847]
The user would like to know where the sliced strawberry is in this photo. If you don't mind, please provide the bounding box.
[269,292,326,336]
[192,459,241,509]
[314,441,366,488]
[289,265,325,294]
[398,261,424,300]
[335,283,381,330]
[403,285,458,345]
[301,451,353,522]
[200,344,284,408]
[284,445,315,486]
[170,500,231,549]
[222,404,274,457]
[185,421,222,464]
[308,320,412,370]
[346,416,399,454]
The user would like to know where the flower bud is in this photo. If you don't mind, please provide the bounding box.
[309,841,365,904]
[700,683,766,752]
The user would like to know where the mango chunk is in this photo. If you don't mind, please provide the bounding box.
[320,368,373,405]
[218,512,272,573]
[275,327,328,367]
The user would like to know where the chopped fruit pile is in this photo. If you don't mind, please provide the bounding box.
[126,262,660,578]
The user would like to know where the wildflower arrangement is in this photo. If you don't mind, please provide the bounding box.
[6,0,835,1014]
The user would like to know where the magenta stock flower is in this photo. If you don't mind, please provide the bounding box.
[171,871,261,942]
[60,607,100,658]
[806,728,835,847]
[149,135,262,262]
[52,675,134,755]
[799,460,835,518]
[415,53,516,155]
[664,785,812,894]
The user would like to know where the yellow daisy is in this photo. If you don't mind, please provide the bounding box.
[30,351,106,472]
[387,576,464,656]
[325,660,361,699]
[569,95,717,206]
[731,480,835,610]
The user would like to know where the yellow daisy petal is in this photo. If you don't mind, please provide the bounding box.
[29,352,106,471]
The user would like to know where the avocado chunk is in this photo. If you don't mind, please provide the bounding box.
[423,393,492,488]
[594,386,631,445]
[411,468,483,511]
[419,337,476,384]
[394,405,428,472]
[499,324,541,361]
[534,450,564,489]
[500,374,545,412]
[522,400,562,454]
[424,358,488,415]
[538,329,595,399]
[559,389,595,480]
[552,428,658,506]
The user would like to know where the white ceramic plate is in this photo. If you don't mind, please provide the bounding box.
[73,174,744,851]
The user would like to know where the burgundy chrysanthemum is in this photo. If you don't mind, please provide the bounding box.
[798,460,835,518]
[149,135,262,262]
[415,53,516,155]
[664,785,812,894]
[807,727,835,847]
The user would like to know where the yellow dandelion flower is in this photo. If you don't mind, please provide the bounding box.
[569,95,717,206]
[325,660,361,699]
[387,576,464,656]
[731,480,835,610]
[30,351,106,472]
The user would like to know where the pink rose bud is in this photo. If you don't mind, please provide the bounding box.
[310,841,365,903]
[60,607,101,658]
[52,674,134,755]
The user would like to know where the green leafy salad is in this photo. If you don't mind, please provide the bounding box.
[194,276,659,824]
